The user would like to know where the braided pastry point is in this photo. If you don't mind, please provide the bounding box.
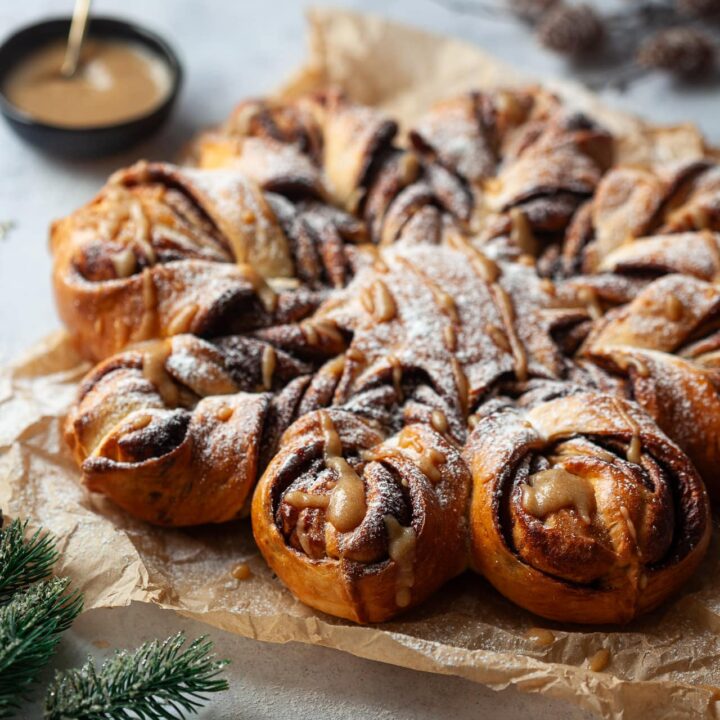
[580,274,720,501]
[51,161,298,361]
[252,410,470,622]
[562,161,720,274]
[582,274,720,355]
[583,346,720,501]
[464,392,710,624]
[65,333,314,526]
[51,157,367,362]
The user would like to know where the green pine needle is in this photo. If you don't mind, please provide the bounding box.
[0,578,83,718]
[44,632,230,720]
[0,518,59,604]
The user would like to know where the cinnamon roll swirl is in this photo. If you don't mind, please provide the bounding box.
[65,333,313,525]
[581,346,720,501]
[252,409,470,622]
[464,391,710,624]
[51,161,359,361]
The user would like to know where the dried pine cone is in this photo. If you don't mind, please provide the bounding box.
[676,0,720,17]
[508,0,562,23]
[638,28,716,76]
[537,4,604,55]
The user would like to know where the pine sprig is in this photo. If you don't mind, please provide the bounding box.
[0,578,83,718]
[45,633,230,720]
[0,518,59,604]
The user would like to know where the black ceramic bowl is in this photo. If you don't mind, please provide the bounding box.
[0,17,182,157]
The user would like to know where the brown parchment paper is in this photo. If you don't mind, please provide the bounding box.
[2,10,720,720]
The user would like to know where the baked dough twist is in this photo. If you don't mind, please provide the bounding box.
[464,390,710,624]
[59,86,720,624]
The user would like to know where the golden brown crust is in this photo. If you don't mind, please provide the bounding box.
[64,333,317,525]
[51,162,291,361]
[582,346,720,501]
[463,392,710,624]
[51,160,363,362]
[561,161,720,274]
[581,274,720,355]
[252,409,470,622]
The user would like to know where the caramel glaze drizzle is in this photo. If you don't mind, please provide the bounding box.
[398,429,446,484]
[550,441,616,465]
[166,302,199,336]
[509,208,537,257]
[395,257,459,340]
[525,627,555,648]
[320,411,368,533]
[451,358,469,416]
[444,325,457,352]
[384,515,417,608]
[231,562,252,580]
[362,428,447,487]
[619,505,638,545]
[137,270,158,342]
[236,262,278,313]
[123,412,153,433]
[346,346,366,364]
[142,343,179,407]
[301,318,345,347]
[388,354,404,402]
[291,413,420,609]
[577,286,603,321]
[445,233,501,284]
[323,353,347,380]
[369,241,528,433]
[521,468,596,524]
[360,243,390,274]
[216,405,233,421]
[103,188,156,269]
[491,284,528,382]
[393,256,466,414]
[587,648,611,672]
[664,292,684,322]
[430,409,448,435]
[612,399,643,465]
[261,345,276,390]
[295,518,316,558]
[486,323,511,353]
[300,320,319,346]
[361,279,397,323]
[111,247,136,278]
[445,233,529,383]
[610,351,650,379]
[284,491,331,510]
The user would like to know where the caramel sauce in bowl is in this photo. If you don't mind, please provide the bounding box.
[0,17,182,157]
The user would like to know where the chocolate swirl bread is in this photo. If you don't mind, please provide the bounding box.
[57,86,720,625]
[464,390,709,624]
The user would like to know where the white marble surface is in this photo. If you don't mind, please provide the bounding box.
[1,1,716,717]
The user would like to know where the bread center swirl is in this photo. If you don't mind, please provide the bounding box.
[522,468,597,524]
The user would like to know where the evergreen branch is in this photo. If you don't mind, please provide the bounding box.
[0,578,83,718]
[44,633,230,720]
[0,518,59,604]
